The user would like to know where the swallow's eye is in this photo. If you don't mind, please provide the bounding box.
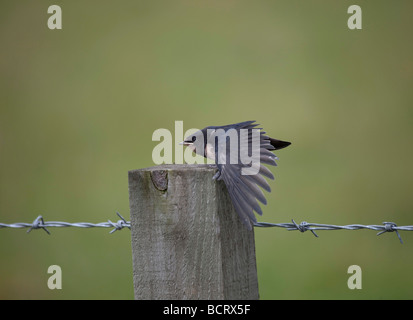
[192,136,197,142]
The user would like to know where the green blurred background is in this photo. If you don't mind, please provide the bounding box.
[1,0,412,299]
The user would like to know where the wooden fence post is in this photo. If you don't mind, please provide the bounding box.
[128,164,259,300]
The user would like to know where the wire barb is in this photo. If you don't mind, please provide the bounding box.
[27,216,50,235]
[107,212,131,234]
[377,222,403,244]
[289,220,319,238]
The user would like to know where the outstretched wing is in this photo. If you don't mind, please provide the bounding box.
[214,121,281,230]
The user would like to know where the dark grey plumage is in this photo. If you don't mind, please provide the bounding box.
[181,120,290,230]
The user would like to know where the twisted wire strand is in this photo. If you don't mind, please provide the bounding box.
[0,212,130,234]
[253,220,412,244]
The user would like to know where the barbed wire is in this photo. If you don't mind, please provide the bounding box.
[0,212,130,235]
[0,213,412,244]
[253,220,413,244]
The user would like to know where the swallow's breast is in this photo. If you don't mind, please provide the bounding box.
[204,143,216,160]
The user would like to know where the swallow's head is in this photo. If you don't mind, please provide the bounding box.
[180,133,197,147]
[180,129,208,155]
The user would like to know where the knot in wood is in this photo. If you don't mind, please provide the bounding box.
[150,170,168,191]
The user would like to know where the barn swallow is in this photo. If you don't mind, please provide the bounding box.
[180,120,290,230]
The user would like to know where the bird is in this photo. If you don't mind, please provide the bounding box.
[180,120,290,230]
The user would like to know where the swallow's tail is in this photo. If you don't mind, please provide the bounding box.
[269,138,291,150]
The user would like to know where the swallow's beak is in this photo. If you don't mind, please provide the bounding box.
[179,141,192,146]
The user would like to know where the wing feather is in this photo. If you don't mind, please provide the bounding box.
[212,121,289,229]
